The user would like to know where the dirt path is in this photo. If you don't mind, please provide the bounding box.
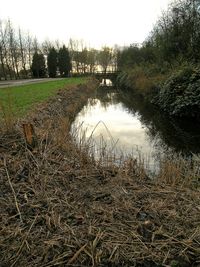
[0,78,64,88]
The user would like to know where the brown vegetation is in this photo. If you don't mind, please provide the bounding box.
[0,79,200,266]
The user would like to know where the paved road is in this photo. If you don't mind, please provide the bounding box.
[0,78,64,88]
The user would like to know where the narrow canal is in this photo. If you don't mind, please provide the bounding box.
[72,83,200,172]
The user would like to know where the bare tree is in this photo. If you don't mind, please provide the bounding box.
[7,20,20,79]
[98,46,113,73]
[42,39,53,56]
[18,28,28,77]
[33,37,39,53]
[87,48,98,73]
[79,47,88,73]
[0,20,13,79]
[112,45,119,71]
[26,33,33,71]
[0,20,7,80]
[69,38,83,73]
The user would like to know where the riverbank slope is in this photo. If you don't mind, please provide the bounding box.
[0,79,200,267]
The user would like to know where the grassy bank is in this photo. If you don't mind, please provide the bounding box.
[0,79,199,266]
[0,77,87,119]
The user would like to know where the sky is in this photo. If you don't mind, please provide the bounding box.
[0,0,171,48]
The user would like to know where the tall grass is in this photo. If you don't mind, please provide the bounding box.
[158,154,200,187]
[0,89,16,132]
[117,65,169,96]
[71,120,200,187]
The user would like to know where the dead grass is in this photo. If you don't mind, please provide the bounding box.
[135,73,166,94]
[0,79,200,267]
[131,70,167,95]
[0,89,16,132]
[158,155,200,188]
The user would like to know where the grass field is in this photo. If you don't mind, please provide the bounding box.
[0,77,87,118]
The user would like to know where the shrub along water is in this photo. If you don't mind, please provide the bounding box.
[153,66,200,118]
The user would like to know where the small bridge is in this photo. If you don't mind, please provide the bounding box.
[94,71,120,84]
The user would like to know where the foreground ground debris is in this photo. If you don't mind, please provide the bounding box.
[0,79,200,267]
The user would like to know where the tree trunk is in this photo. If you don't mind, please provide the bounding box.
[0,46,7,80]
[19,29,28,78]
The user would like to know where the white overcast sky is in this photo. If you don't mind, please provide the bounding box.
[0,0,171,48]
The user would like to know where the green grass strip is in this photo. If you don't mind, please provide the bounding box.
[0,77,87,118]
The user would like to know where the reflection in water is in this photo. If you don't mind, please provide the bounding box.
[100,79,113,86]
[72,87,200,170]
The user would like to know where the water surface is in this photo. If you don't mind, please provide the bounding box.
[72,86,200,170]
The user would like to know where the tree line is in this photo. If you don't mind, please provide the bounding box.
[118,0,200,70]
[0,19,118,80]
[117,0,200,118]
[31,45,71,78]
